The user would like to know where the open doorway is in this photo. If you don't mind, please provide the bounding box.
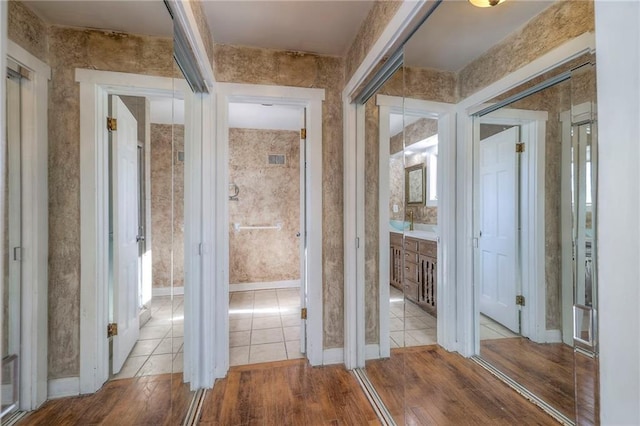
[227,102,307,366]
[107,95,185,379]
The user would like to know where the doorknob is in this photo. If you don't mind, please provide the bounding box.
[296,232,301,237]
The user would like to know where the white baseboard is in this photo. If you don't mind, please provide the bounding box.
[365,344,380,360]
[48,377,80,399]
[229,280,300,292]
[545,329,562,343]
[322,348,344,365]
[152,286,184,297]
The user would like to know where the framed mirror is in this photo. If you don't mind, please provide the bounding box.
[405,163,425,205]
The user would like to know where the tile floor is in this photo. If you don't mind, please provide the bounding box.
[388,286,437,348]
[111,295,184,380]
[479,314,520,340]
[229,288,304,366]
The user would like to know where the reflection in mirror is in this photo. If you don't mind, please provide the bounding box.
[3,0,201,421]
[405,164,425,206]
[474,57,598,424]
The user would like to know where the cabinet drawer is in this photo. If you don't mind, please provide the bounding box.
[419,240,437,257]
[404,280,419,302]
[390,232,403,246]
[404,250,418,263]
[404,260,419,282]
[404,238,419,253]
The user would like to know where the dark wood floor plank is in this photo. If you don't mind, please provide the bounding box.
[365,346,559,425]
[199,359,380,426]
[17,373,192,426]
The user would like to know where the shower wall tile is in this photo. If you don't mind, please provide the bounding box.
[214,44,346,349]
[228,129,300,284]
[8,0,48,62]
[45,25,174,378]
[458,0,595,99]
[151,124,185,290]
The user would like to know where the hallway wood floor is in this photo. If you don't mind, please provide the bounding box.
[199,359,379,425]
[17,373,192,426]
[365,346,559,425]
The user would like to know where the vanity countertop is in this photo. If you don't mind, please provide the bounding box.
[390,229,438,242]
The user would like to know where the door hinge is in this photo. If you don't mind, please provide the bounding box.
[301,308,307,320]
[516,295,526,306]
[13,247,22,261]
[107,117,117,132]
[515,142,525,153]
[300,128,307,139]
[107,322,118,338]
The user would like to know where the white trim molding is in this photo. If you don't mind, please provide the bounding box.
[76,69,195,394]
[7,40,51,411]
[322,348,344,365]
[152,286,185,297]
[229,280,300,292]
[47,378,80,400]
[214,82,325,374]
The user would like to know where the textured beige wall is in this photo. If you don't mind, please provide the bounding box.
[345,0,402,83]
[151,124,185,290]
[228,129,300,284]
[8,0,48,62]
[214,44,345,349]
[188,0,215,68]
[458,0,595,99]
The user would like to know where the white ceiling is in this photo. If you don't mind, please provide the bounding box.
[22,0,557,74]
[150,98,184,125]
[229,103,302,131]
[202,1,374,56]
[404,0,557,71]
[23,1,172,37]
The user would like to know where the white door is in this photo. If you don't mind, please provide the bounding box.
[478,126,519,333]
[299,108,307,353]
[111,96,140,374]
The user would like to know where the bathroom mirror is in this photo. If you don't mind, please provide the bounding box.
[405,164,425,205]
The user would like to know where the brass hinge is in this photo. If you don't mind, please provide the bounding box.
[516,295,526,306]
[516,142,525,153]
[300,128,307,139]
[107,322,118,338]
[107,117,117,132]
[301,307,307,320]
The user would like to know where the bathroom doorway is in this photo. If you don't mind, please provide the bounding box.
[227,102,307,366]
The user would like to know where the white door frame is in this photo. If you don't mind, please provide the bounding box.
[472,109,548,348]
[457,32,596,357]
[214,83,325,374]
[4,41,50,410]
[372,94,455,360]
[76,69,199,394]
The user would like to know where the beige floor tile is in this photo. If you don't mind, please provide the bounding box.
[251,328,283,345]
[252,308,282,318]
[281,314,300,327]
[230,331,251,347]
[389,337,400,349]
[172,352,184,373]
[389,317,404,332]
[170,324,184,337]
[139,325,170,340]
[390,331,405,347]
[112,356,147,380]
[404,316,429,331]
[283,326,300,341]
[137,354,173,376]
[230,346,249,366]
[153,337,184,355]
[130,339,162,357]
[277,306,299,316]
[480,325,508,340]
[230,318,252,332]
[252,316,282,330]
[285,340,304,359]
[406,329,437,345]
[249,342,287,364]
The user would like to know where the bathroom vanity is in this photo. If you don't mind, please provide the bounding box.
[390,231,437,317]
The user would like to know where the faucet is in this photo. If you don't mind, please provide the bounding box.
[406,210,414,231]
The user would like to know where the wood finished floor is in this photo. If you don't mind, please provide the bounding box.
[480,337,598,425]
[198,359,380,425]
[366,345,559,425]
[17,373,192,426]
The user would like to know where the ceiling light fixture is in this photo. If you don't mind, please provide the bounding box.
[469,0,506,7]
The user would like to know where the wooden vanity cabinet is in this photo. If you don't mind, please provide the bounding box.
[389,233,437,317]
